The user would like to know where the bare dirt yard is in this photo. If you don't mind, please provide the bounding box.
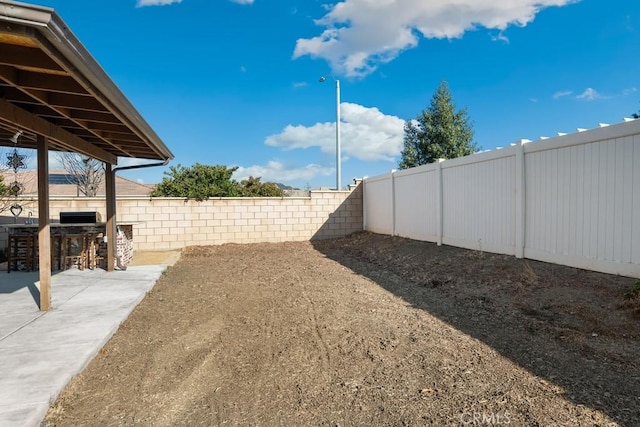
[45,232,640,426]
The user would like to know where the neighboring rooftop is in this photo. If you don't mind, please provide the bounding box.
[0,169,154,196]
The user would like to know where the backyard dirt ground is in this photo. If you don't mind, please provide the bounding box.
[45,232,639,426]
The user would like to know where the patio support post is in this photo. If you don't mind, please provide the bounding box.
[36,134,51,311]
[105,163,116,272]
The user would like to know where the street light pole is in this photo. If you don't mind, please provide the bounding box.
[320,76,341,191]
[334,79,341,191]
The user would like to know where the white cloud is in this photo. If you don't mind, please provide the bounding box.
[294,0,577,77]
[553,86,634,101]
[576,87,601,101]
[230,0,254,4]
[136,0,182,6]
[292,81,308,89]
[265,102,405,162]
[234,161,333,182]
[552,90,573,99]
[491,32,510,44]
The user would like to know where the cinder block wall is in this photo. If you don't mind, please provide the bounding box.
[1,182,363,251]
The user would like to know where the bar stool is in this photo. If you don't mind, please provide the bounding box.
[7,233,35,273]
[61,234,88,270]
[86,233,105,270]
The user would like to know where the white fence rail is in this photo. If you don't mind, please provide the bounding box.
[363,119,640,278]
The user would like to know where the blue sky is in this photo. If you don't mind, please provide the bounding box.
[33,0,640,189]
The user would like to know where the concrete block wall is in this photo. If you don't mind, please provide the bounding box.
[1,182,363,251]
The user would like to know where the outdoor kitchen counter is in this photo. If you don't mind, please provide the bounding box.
[3,224,107,272]
[3,223,107,233]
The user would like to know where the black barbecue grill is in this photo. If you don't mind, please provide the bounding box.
[59,211,102,224]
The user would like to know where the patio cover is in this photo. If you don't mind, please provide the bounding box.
[0,1,174,310]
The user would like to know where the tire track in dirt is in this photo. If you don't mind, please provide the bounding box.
[292,264,332,383]
[303,290,332,380]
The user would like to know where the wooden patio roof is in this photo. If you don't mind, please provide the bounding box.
[0,1,175,311]
[0,1,174,164]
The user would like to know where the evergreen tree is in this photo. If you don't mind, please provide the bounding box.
[400,81,477,169]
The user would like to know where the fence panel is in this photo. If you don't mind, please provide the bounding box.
[441,151,516,255]
[524,133,640,275]
[394,166,438,242]
[363,174,392,235]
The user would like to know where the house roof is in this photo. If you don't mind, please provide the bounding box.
[0,1,174,164]
[0,169,154,196]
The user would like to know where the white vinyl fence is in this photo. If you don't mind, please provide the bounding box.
[364,119,640,278]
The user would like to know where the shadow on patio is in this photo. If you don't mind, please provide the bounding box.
[0,269,41,306]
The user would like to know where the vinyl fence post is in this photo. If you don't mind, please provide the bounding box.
[515,140,528,258]
[362,177,367,231]
[390,170,396,236]
[436,159,444,246]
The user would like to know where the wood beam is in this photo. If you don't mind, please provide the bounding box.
[105,163,116,272]
[37,134,51,311]
[0,98,117,164]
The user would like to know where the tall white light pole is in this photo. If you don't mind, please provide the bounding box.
[320,76,341,191]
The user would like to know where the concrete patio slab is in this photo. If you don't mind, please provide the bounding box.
[0,265,167,427]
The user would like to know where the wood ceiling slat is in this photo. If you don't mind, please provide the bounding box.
[18,70,89,95]
[68,110,121,124]
[0,44,66,74]
[37,92,108,113]
[0,66,80,97]
[86,122,136,134]
[102,133,144,143]
[19,104,65,120]
[0,32,38,48]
